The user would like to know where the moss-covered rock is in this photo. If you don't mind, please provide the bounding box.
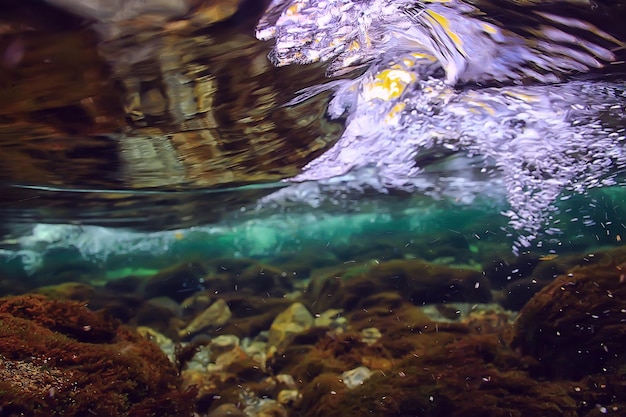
[279,318,577,417]
[508,246,626,380]
[304,258,492,314]
[0,294,195,416]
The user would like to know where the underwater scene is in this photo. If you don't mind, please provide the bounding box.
[2,0,626,416]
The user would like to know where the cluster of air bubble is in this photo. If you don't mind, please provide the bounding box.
[257,0,626,251]
[408,79,626,251]
[272,77,626,251]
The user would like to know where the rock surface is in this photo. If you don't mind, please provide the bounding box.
[508,247,626,380]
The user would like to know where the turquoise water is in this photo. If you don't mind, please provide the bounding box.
[2,179,625,287]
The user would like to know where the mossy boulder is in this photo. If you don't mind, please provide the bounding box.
[304,258,491,313]
[0,294,195,416]
[508,246,626,380]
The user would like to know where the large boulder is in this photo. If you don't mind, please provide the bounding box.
[0,294,195,416]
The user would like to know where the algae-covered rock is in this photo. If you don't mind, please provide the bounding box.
[286,323,578,417]
[203,260,296,298]
[508,246,626,380]
[304,258,491,313]
[499,276,550,311]
[0,294,195,416]
[141,261,209,302]
[366,259,492,303]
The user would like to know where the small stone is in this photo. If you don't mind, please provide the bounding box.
[360,327,382,346]
[243,340,268,369]
[276,374,296,389]
[180,292,212,314]
[268,302,314,349]
[341,366,374,389]
[179,298,231,338]
[180,368,216,399]
[213,345,249,370]
[211,334,240,356]
[277,389,301,405]
[362,356,393,371]
[332,316,348,331]
[244,399,288,417]
[185,345,212,371]
[144,296,183,318]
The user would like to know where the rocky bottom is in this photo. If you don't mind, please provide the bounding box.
[1,245,626,416]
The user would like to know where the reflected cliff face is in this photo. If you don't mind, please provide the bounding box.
[0,0,343,230]
[0,0,343,189]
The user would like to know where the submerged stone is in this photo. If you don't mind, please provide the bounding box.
[304,258,492,314]
[268,302,314,349]
[341,366,373,389]
[179,298,232,338]
[141,261,209,303]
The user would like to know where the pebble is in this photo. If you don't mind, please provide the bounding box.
[314,308,344,327]
[211,334,240,356]
[180,292,213,314]
[186,345,212,371]
[268,302,314,349]
[276,374,296,389]
[341,366,374,389]
[360,327,382,346]
[244,399,288,417]
[210,345,249,372]
[242,338,268,368]
[178,298,232,337]
[277,389,301,405]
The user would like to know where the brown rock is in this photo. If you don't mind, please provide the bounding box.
[179,298,232,338]
[34,282,95,300]
[202,260,295,298]
[141,261,209,302]
[1,0,343,231]
[268,302,314,349]
[508,246,626,379]
[0,294,195,416]
[304,258,492,314]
